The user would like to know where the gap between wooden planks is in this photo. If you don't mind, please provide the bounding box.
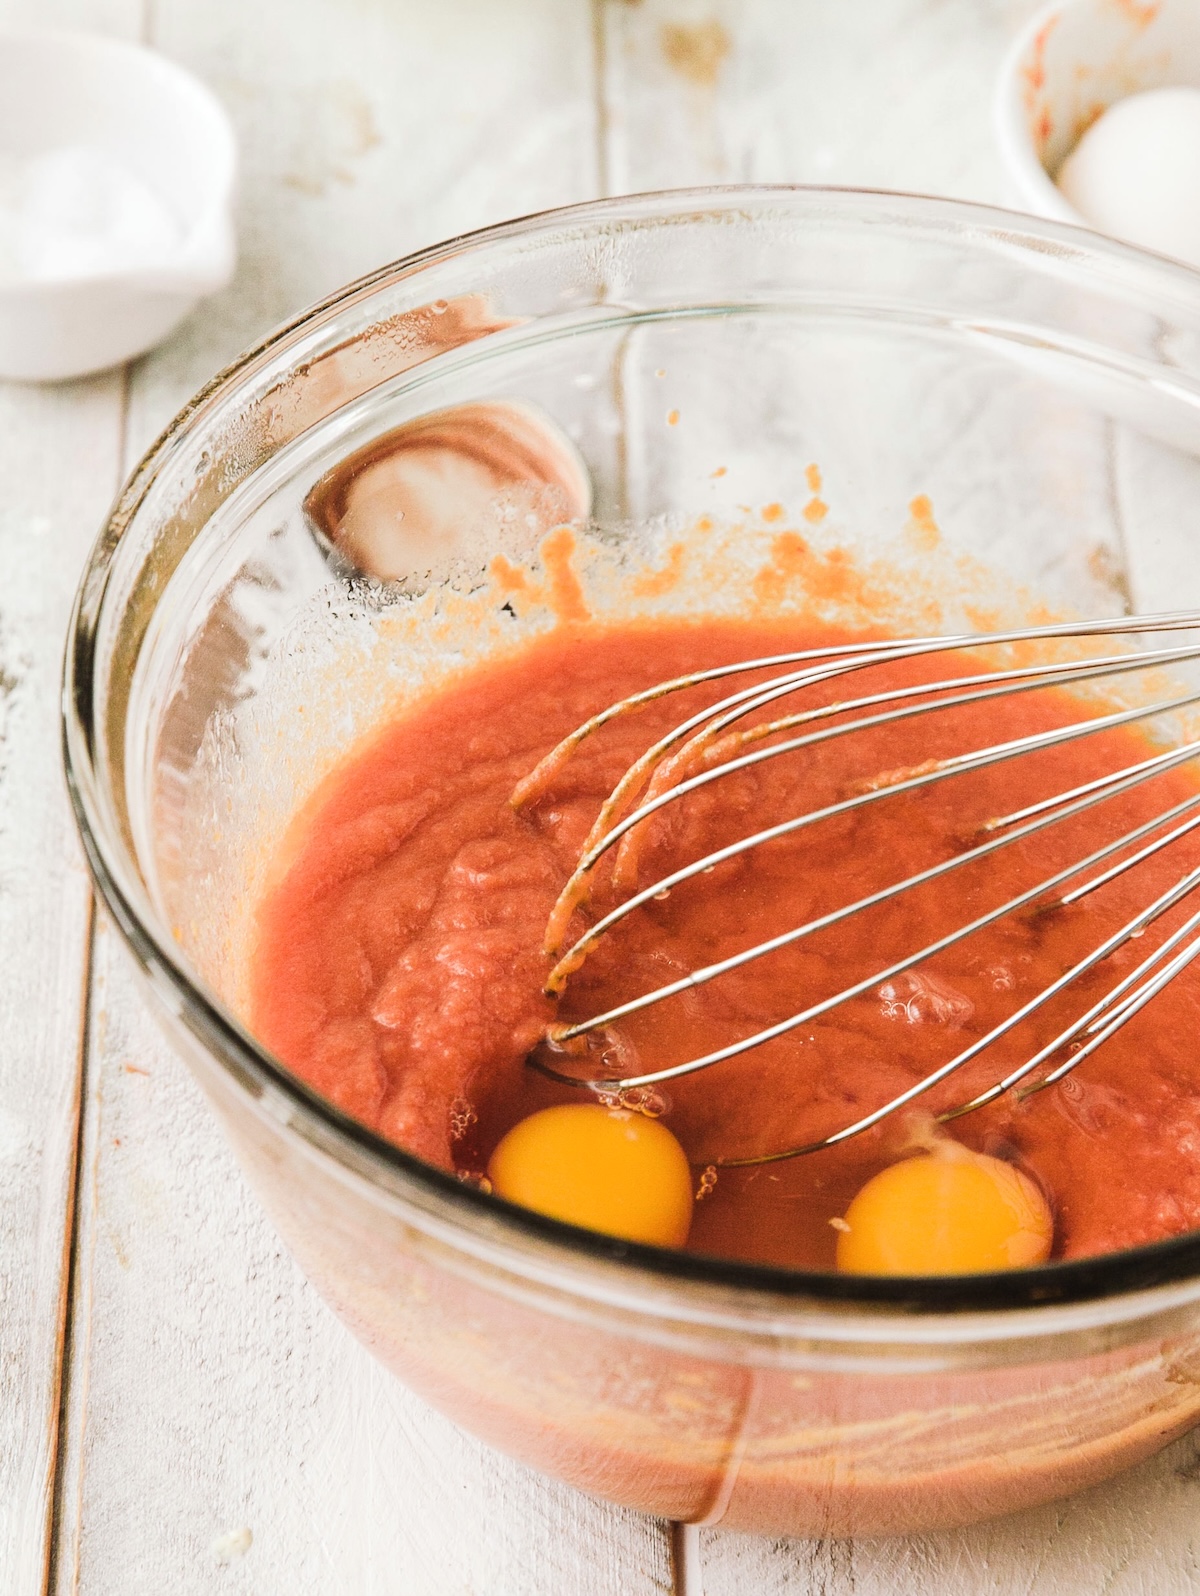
[0,270,129,1596]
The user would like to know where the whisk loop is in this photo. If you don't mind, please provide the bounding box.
[511,611,1200,1164]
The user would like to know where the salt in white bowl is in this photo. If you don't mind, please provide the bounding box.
[0,28,236,382]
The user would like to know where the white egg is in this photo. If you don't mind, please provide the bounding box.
[1057,86,1200,271]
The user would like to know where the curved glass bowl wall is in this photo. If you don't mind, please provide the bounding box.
[65,188,1200,1536]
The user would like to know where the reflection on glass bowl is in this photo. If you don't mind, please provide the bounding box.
[64,187,1200,1537]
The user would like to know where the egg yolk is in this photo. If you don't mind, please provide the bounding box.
[487,1103,694,1247]
[835,1148,1054,1276]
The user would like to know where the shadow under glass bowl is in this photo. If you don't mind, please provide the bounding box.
[63,185,1200,1537]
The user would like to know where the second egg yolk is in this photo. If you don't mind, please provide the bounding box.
[835,1147,1054,1276]
[487,1103,694,1248]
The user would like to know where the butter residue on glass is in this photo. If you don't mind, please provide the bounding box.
[303,400,592,585]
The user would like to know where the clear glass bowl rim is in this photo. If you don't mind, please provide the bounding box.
[62,182,1200,1325]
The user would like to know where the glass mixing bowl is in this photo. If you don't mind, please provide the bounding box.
[64,187,1200,1537]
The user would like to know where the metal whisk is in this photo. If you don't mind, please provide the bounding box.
[511,611,1200,1166]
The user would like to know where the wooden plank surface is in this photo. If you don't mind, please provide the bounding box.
[600,0,1039,201]
[0,366,122,1596]
[12,0,1200,1591]
[0,0,137,1586]
[696,1437,1200,1596]
[50,1,670,1593]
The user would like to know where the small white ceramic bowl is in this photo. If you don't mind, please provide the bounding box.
[995,0,1200,225]
[0,29,236,382]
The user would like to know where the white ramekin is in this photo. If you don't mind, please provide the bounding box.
[0,29,236,382]
[994,0,1200,225]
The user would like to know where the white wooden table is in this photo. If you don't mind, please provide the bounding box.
[7,2,1200,1591]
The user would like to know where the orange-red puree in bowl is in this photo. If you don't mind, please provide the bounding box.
[251,616,1200,1269]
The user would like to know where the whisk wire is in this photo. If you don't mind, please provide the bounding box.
[715,853,1200,1165]
[547,641,1200,946]
[548,690,1200,999]
[920,859,1200,1115]
[539,781,1200,1112]
[520,611,1200,1160]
